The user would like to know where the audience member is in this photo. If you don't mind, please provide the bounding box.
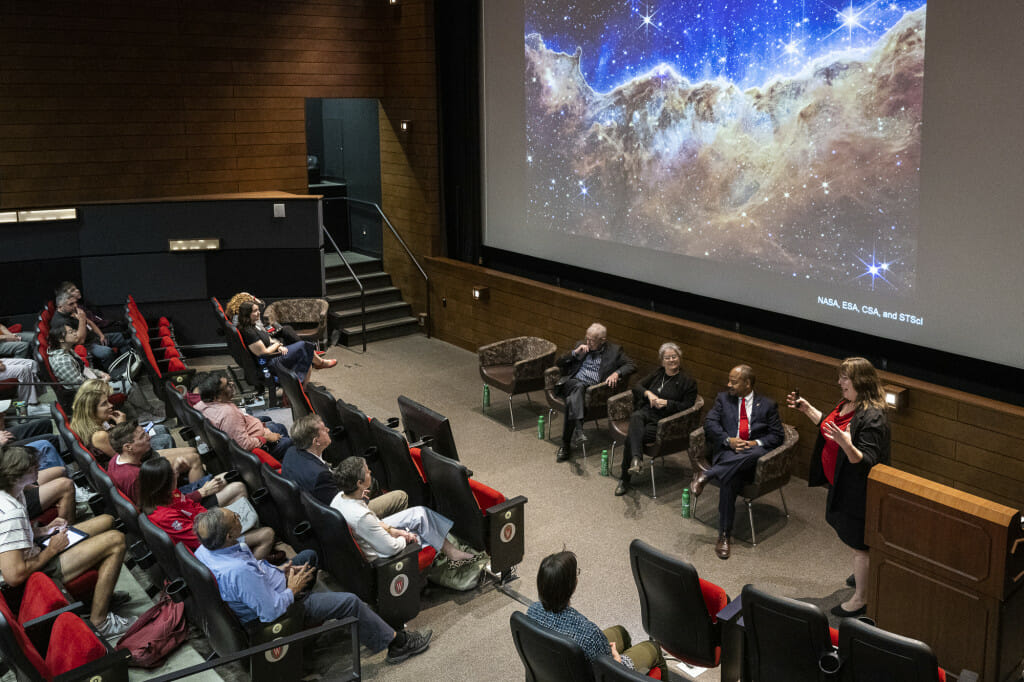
[788,357,890,617]
[55,282,121,334]
[194,374,291,456]
[554,322,635,462]
[193,507,432,664]
[691,365,784,560]
[331,456,479,563]
[139,457,277,560]
[107,420,244,509]
[281,413,408,512]
[0,445,135,639]
[71,380,200,474]
[51,290,125,370]
[527,550,666,676]
[46,324,102,391]
[237,301,335,385]
[0,358,41,408]
[0,323,32,359]
[614,342,697,496]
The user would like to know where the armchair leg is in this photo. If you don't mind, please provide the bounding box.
[547,408,555,441]
[746,499,757,546]
[650,459,657,499]
[508,394,516,431]
[779,488,789,517]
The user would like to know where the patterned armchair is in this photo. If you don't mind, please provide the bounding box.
[607,392,704,498]
[264,298,329,347]
[688,423,800,545]
[478,336,557,430]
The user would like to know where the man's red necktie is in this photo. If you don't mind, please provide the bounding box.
[739,398,750,440]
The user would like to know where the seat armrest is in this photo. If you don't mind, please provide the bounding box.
[484,494,528,518]
[752,425,799,485]
[687,427,707,465]
[653,400,703,447]
[583,381,615,407]
[607,390,634,421]
[543,365,562,390]
[484,495,527,576]
[369,541,423,570]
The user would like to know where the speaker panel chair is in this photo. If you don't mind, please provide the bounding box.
[689,423,800,545]
[607,392,704,498]
[478,336,557,431]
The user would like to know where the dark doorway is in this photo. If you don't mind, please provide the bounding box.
[305,98,382,257]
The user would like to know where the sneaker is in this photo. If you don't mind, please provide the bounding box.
[95,612,137,640]
[387,628,432,664]
[628,457,643,475]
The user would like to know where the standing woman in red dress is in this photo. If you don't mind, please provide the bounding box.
[787,357,890,617]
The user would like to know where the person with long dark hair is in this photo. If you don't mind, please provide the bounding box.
[138,457,278,561]
[236,300,335,384]
[787,356,891,617]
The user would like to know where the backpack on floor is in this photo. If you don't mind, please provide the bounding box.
[115,592,187,668]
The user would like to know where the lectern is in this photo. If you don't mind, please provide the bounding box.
[865,464,1024,681]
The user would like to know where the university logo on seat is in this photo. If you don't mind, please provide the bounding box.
[265,643,289,662]
[390,573,409,597]
[500,522,517,543]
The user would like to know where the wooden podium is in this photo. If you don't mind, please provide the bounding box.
[865,465,1024,681]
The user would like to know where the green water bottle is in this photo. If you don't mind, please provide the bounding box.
[537,415,545,439]
[600,449,609,476]
[681,487,691,518]
[482,384,490,410]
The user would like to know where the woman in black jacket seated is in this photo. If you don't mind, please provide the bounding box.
[787,356,890,618]
[236,300,335,384]
[615,342,698,496]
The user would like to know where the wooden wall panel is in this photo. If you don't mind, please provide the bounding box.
[426,256,1024,509]
[0,0,390,208]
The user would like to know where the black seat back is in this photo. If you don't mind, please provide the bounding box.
[741,584,835,682]
[260,464,313,552]
[138,513,185,585]
[398,395,460,462]
[222,319,266,392]
[304,384,347,465]
[838,618,942,682]
[173,542,248,656]
[336,398,374,457]
[271,358,312,423]
[594,655,656,681]
[419,446,486,550]
[509,610,596,682]
[370,418,429,507]
[629,538,721,668]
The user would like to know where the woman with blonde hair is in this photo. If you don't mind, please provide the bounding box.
[787,357,890,617]
[69,380,203,481]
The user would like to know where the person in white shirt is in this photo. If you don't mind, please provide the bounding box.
[330,456,479,563]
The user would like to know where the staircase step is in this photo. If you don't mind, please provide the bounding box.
[324,252,381,278]
[325,271,392,296]
[330,300,412,325]
[338,316,421,345]
[326,286,403,308]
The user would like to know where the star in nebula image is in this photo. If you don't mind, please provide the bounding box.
[524,1,925,292]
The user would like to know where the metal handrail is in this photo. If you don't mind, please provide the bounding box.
[340,196,431,339]
[320,224,367,352]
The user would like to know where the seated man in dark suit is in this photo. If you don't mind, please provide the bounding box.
[280,413,407,517]
[554,323,635,462]
[691,365,784,560]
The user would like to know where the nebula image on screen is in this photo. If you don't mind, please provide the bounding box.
[524,1,925,292]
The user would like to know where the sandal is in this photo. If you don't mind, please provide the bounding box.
[317,358,338,369]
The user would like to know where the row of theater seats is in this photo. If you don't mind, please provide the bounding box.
[123,295,195,405]
[0,572,130,680]
[511,538,969,682]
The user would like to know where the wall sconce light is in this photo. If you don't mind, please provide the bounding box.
[472,286,489,302]
[169,238,221,252]
[389,0,399,4]
[4,208,78,222]
[883,384,908,410]
[399,120,411,132]
[0,211,17,224]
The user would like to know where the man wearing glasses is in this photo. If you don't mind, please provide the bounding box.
[554,323,635,462]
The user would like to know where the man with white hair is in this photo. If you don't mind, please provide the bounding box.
[51,289,126,370]
[554,322,635,462]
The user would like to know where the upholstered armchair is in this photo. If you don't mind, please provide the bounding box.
[607,392,705,498]
[478,336,557,430]
[264,298,329,347]
[688,424,800,545]
[543,364,619,453]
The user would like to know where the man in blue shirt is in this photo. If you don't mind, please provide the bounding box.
[193,507,431,664]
